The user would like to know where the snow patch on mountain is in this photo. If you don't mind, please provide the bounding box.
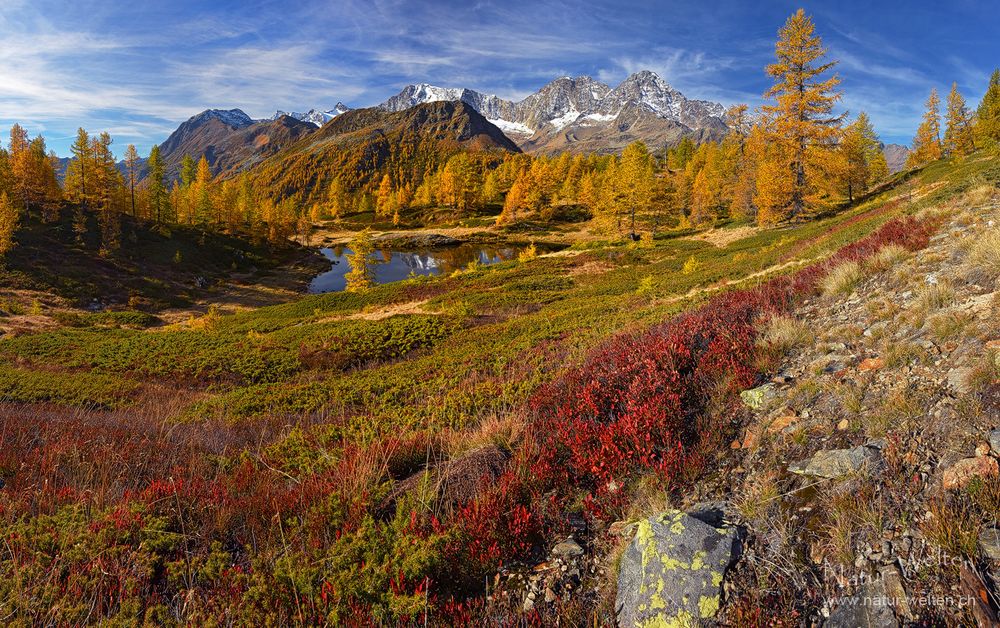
[550,108,581,131]
[580,112,618,124]
[488,118,534,137]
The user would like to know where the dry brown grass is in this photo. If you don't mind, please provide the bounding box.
[864,244,910,273]
[961,182,998,207]
[927,310,975,342]
[922,498,981,559]
[758,315,812,356]
[445,410,525,458]
[965,229,1000,284]
[820,261,863,298]
[914,279,956,313]
[734,471,781,524]
[866,386,926,437]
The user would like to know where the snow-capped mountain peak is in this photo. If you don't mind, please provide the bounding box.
[377,71,727,153]
[190,109,256,129]
[269,104,352,127]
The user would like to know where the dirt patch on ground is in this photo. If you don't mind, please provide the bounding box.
[307,299,433,325]
[566,260,615,276]
[885,179,948,204]
[349,299,431,321]
[690,225,761,248]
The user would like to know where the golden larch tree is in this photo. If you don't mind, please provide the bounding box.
[975,69,1000,146]
[907,88,943,167]
[761,8,842,219]
[0,192,18,259]
[944,82,975,157]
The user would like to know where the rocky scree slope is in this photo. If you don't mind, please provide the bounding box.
[716,189,1000,625]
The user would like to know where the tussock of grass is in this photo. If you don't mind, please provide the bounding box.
[866,386,925,437]
[734,471,780,524]
[447,411,525,457]
[758,315,811,356]
[864,244,909,272]
[922,498,981,559]
[961,182,998,207]
[965,229,1000,283]
[914,279,956,313]
[820,261,863,297]
[926,310,975,342]
[967,349,1000,393]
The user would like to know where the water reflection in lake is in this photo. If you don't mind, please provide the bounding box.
[308,243,531,293]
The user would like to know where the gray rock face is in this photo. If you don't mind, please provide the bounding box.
[824,581,900,628]
[616,510,740,627]
[551,537,584,558]
[789,444,881,479]
[947,367,974,394]
[980,528,1000,562]
[989,429,1000,455]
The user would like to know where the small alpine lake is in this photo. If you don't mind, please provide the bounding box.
[308,241,553,293]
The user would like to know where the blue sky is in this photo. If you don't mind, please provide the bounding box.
[1,0,997,156]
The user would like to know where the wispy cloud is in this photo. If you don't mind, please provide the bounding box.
[1,0,996,152]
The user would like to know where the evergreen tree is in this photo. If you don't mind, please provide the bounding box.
[618,141,656,237]
[838,112,885,202]
[327,176,347,219]
[0,192,18,259]
[65,128,91,207]
[975,69,1000,146]
[124,144,140,217]
[944,82,975,157]
[907,88,944,167]
[762,9,842,219]
[375,174,395,218]
[91,132,121,254]
[194,156,213,225]
[147,145,166,223]
[8,124,31,208]
[180,155,196,189]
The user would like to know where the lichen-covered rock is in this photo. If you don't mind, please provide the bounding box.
[740,383,777,410]
[616,510,739,627]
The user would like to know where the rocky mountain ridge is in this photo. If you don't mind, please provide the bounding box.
[379,71,728,154]
[268,103,351,127]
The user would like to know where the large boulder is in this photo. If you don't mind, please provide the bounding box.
[788,444,881,479]
[616,510,740,627]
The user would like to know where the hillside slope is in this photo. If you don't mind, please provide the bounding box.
[0,154,997,625]
[717,182,999,625]
[156,110,318,179]
[247,100,520,205]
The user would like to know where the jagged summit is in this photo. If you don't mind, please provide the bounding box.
[378,70,727,154]
[269,103,352,127]
[186,109,256,129]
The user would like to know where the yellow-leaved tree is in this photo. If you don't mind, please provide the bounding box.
[761,8,842,221]
[907,88,943,167]
[345,228,376,292]
[944,82,975,158]
[975,69,1000,147]
[0,192,18,260]
[837,112,887,203]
